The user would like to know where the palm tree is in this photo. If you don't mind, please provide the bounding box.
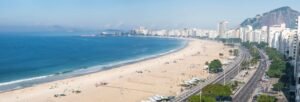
[250,58,258,66]
[241,61,249,70]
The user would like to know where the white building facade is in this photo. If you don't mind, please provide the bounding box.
[295,16,300,102]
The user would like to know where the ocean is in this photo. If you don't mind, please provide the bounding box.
[0,32,186,92]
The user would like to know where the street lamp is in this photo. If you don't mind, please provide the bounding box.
[223,66,226,85]
[200,90,202,102]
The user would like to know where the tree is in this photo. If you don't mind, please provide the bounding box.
[202,84,231,97]
[188,95,200,102]
[241,42,251,48]
[249,46,260,60]
[273,82,284,91]
[230,81,239,90]
[209,59,222,73]
[189,84,232,102]
[257,42,268,49]
[241,61,249,70]
[250,58,258,66]
[265,47,286,78]
[257,94,276,102]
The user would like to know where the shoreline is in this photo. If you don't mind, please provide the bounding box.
[0,37,188,93]
[0,38,231,102]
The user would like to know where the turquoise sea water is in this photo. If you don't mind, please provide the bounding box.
[0,32,186,91]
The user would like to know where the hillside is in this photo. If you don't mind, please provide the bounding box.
[240,6,300,29]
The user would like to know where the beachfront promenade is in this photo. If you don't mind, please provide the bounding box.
[173,47,249,102]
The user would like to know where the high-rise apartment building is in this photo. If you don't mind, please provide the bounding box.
[295,16,300,102]
[218,21,228,38]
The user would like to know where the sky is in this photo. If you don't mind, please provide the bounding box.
[0,0,300,30]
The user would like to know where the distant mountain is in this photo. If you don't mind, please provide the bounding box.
[240,6,300,29]
[0,25,90,33]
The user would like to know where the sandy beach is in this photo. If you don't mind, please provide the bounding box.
[0,38,231,102]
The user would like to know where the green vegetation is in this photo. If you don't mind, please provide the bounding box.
[241,42,261,65]
[273,82,284,91]
[265,47,286,78]
[241,42,291,98]
[249,46,260,64]
[265,47,284,61]
[202,84,231,97]
[241,41,252,49]
[208,59,222,73]
[242,41,268,49]
[188,95,215,102]
[257,94,276,102]
[256,42,268,49]
[240,42,261,70]
[241,60,250,70]
[229,81,239,90]
[188,84,232,102]
[217,38,241,44]
[260,45,292,98]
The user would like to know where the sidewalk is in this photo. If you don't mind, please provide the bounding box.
[232,63,259,96]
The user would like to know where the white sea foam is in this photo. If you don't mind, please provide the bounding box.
[0,75,53,86]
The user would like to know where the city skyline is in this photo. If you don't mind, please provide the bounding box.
[1,0,300,30]
[0,1,300,101]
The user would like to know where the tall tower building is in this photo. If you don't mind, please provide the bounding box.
[261,26,268,43]
[298,16,300,33]
[218,21,228,38]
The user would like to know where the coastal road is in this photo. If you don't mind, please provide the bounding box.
[172,47,250,102]
[232,48,267,102]
[212,48,251,84]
